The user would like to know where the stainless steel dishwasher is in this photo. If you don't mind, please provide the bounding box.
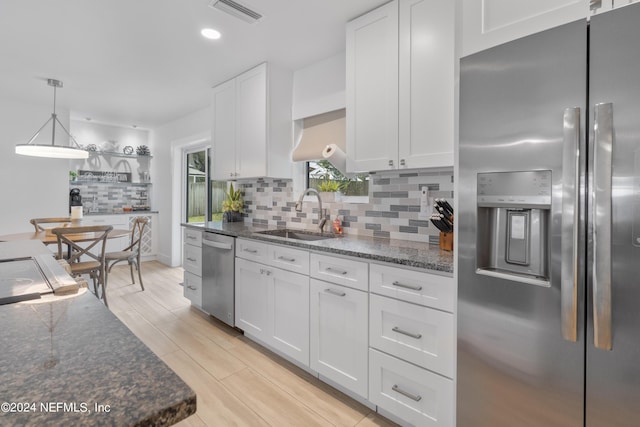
[202,232,235,327]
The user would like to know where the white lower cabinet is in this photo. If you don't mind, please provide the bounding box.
[369,348,453,427]
[182,227,202,308]
[235,257,269,341]
[270,267,309,365]
[235,243,309,366]
[310,278,369,399]
[183,271,202,308]
[232,238,455,425]
[370,294,454,378]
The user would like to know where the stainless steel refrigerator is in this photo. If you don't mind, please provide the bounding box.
[458,4,640,426]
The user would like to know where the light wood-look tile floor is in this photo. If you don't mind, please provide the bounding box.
[105,261,398,427]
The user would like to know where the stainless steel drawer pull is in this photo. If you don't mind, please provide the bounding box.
[260,269,272,276]
[278,256,296,262]
[325,288,346,297]
[326,267,348,275]
[392,326,422,339]
[187,285,197,291]
[187,235,197,240]
[391,281,422,291]
[392,384,422,402]
[186,257,197,262]
[244,248,258,254]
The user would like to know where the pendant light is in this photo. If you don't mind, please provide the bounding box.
[15,79,88,159]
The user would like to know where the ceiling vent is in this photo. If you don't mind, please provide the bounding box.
[208,0,263,23]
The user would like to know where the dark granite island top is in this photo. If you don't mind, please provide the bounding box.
[0,243,196,426]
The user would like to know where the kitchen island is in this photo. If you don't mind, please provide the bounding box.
[0,241,196,426]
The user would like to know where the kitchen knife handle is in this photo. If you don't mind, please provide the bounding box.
[561,107,580,342]
[593,102,613,351]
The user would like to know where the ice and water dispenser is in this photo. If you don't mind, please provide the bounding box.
[476,170,551,286]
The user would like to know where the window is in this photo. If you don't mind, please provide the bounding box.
[185,149,208,223]
[185,148,225,223]
[307,160,369,197]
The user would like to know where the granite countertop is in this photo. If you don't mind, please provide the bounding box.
[0,284,195,425]
[184,221,453,274]
[84,210,159,216]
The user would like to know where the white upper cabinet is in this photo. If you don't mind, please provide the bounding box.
[346,0,455,173]
[593,0,640,15]
[399,0,455,169]
[461,0,587,56]
[212,63,293,181]
[346,1,399,173]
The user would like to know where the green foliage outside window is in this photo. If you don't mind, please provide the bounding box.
[308,160,369,196]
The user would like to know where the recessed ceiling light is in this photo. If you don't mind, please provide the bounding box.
[201,28,221,40]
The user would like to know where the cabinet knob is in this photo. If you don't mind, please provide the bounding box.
[388,160,394,167]
[400,159,406,167]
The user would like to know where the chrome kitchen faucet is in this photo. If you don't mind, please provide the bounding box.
[295,188,327,233]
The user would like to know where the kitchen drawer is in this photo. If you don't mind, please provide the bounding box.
[183,271,202,307]
[183,244,202,276]
[236,238,269,263]
[84,215,129,227]
[369,348,453,427]
[267,244,310,275]
[183,228,202,248]
[370,294,454,378]
[370,263,454,312]
[310,253,368,292]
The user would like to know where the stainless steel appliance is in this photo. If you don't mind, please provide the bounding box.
[459,5,640,426]
[202,232,235,327]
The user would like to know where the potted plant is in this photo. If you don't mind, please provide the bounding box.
[315,179,338,203]
[69,170,78,181]
[222,183,244,222]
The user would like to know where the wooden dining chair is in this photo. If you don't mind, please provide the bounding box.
[52,225,113,306]
[104,217,148,292]
[30,217,72,232]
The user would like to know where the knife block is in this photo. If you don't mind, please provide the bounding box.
[439,232,453,252]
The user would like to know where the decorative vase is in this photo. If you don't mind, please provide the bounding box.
[223,211,243,223]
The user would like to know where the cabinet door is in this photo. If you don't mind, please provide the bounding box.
[399,0,454,169]
[183,243,202,276]
[369,348,453,427]
[212,78,237,180]
[346,0,399,173]
[235,258,268,340]
[235,63,267,178]
[268,267,310,366]
[310,279,369,398]
[183,271,202,308]
[461,0,587,56]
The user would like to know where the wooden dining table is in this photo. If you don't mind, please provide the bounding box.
[0,229,131,245]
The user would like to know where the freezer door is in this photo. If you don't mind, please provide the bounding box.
[587,4,640,426]
[458,20,587,426]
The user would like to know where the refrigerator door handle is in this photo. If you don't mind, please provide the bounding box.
[593,102,613,351]
[561,107,580,342]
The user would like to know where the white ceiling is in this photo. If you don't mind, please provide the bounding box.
[0,0,388,128]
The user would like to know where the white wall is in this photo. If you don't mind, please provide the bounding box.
[0,99,70,235]
[151,106,211,266]
[292,51,346,120]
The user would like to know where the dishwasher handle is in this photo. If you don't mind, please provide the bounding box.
[202,239,233,250]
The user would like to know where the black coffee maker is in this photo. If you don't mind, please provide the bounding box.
[69,188,82,213]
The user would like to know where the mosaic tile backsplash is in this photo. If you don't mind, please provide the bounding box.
[69,183,151,213]
[239,169,454,244]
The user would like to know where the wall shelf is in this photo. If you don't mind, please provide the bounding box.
[70,180,152,185]
[86,150,153,159]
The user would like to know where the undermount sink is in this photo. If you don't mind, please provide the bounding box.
[254,229,338,241]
